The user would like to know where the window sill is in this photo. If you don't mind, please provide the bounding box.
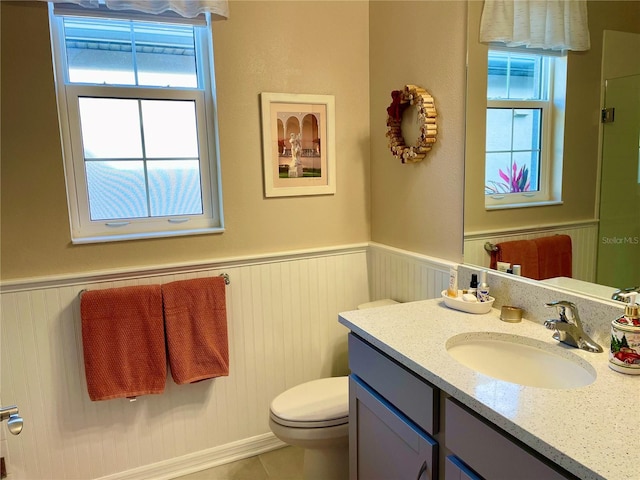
[485,200,563,211]
[71,227,225,245]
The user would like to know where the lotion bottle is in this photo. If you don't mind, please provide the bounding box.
[447,266,458,298]
[609,292,640,375]
[477,270,490,302]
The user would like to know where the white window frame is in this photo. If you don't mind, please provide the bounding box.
[485,47,566,210]
[49,5,224,243]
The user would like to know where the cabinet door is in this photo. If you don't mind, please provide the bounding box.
[349,376,437,480]
[445,456,481,480]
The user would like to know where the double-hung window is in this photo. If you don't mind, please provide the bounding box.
[484,48,566,209]
[49,4,224,243]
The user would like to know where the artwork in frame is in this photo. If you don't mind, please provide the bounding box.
[260,92,336,197]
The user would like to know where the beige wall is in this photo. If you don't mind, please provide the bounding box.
[0,1,371,280]
[464,0,640,234]
[369,1,467,261]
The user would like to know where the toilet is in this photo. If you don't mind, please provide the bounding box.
[269,299,398,480]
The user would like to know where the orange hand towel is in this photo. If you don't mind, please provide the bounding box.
[533,235,572,280]
[162,277,229,384]
[491,239,540,279]
[80,285,166,401]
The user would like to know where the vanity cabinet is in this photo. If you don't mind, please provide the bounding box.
[348,333,575,480]
[445,397,573,480]
[444,456,481,480]
[349,376,438,480]
[348,334,438,480]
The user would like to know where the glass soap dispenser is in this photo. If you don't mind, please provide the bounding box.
[609,292,640,375]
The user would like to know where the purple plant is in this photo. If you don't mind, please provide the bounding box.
[485,162,530,194]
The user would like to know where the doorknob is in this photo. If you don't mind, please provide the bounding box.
[0,406,24,435]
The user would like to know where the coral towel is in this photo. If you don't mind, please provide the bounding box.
[162,277,229,384]
[534,235,572,280]
[490,235,573,280]
[80,285,166,401]
[490,239,540,279]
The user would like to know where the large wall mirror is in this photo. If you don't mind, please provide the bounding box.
[463,1,640,301]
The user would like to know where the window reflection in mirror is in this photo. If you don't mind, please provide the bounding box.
[484,48,565,208]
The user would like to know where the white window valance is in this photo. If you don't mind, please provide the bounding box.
[47,0,229,21]
[480,0,590,51]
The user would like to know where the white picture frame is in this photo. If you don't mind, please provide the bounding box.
[260,92,336,197]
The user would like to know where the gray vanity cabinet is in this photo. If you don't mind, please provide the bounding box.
[445,398,573,480]
[444,456,481,480]
[348,333,576,480]
[349,376,438,480]
[348,334,438,480]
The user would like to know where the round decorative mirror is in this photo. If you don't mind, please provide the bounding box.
[386,84,438,163]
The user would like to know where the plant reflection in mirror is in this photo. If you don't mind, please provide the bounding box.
[485,161,530,194]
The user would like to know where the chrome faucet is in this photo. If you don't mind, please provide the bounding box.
[544,301,603,353]
[0,405,23,435]
[612,286,640,303]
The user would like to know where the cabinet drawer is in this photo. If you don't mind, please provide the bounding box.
[348,333,438,435]
[445,398,573,480]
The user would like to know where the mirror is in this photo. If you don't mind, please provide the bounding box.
[463,1,640,301]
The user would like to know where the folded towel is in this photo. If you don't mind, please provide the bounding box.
[80,285,166,401]
[490,239,540,279]
[490,235,573,280]
[533,235,572,280]
[162,277,229,385]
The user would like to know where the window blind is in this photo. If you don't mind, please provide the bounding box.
[49,0,228,23]
[480,0,590,52]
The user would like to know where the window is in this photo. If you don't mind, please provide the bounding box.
[49,6,223,243]
[484,48,566,209]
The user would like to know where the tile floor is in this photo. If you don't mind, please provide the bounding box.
[177,446,304,480]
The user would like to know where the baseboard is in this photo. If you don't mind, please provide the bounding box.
[96,433,286,480]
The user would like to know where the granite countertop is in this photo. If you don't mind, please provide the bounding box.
[338,298,639,480]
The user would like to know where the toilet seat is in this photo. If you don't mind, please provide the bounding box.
[270,377,348,429]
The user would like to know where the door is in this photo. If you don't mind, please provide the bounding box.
[597,74,640,288]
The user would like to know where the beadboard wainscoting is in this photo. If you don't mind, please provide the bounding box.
[0,243,452,480]
[367,243,454,303]
[463,221,599,283]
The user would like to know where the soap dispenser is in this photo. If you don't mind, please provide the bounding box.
[609,292,640,375]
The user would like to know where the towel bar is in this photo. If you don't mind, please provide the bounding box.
[78,273,230,299]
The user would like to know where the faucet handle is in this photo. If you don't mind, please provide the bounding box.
[545,300,579,325]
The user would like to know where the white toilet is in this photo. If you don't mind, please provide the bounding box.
[269,299,398,480]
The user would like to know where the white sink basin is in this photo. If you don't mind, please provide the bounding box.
[446,333,597,389]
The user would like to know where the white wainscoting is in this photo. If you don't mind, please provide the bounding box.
[463,221,599,283]
[1,246,372,480]
[0,243,452,480]
[367,243,454,302]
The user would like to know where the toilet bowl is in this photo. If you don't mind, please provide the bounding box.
[269,376,349,480]
[269,299,397,480]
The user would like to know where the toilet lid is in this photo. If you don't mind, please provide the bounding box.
[270,376,348,423]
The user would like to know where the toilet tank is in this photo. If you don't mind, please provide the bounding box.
[357,299,398,310]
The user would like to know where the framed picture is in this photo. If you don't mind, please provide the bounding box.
[260,92,336,197]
